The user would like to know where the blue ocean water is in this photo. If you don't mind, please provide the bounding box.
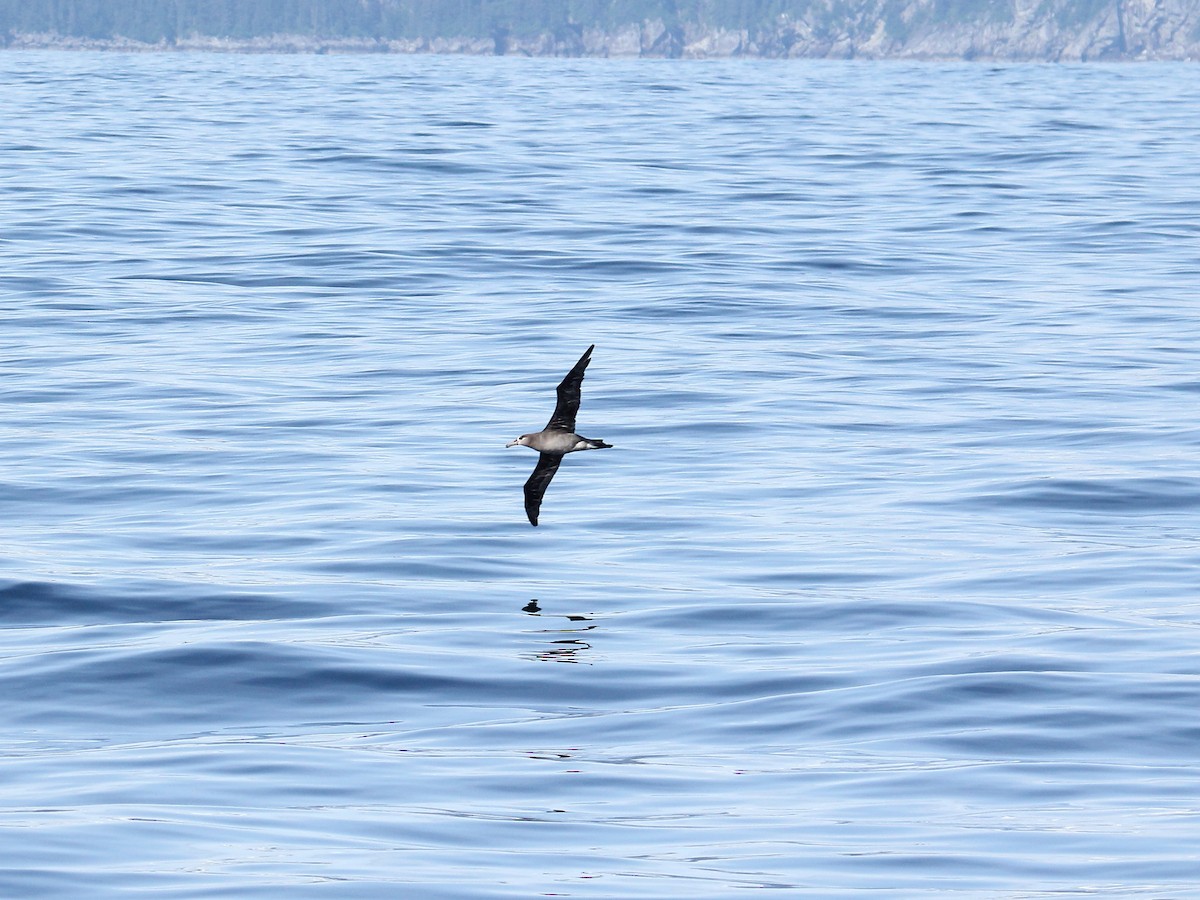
[2,50,1199,897]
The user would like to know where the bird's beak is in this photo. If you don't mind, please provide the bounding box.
[505,439,519,448]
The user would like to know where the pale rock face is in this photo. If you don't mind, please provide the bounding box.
[498,0,1200,60]
[7,1,1198,60]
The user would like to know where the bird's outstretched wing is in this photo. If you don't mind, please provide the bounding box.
[523,453,563,527]
[544,344,594,433]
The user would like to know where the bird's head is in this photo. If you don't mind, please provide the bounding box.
[506,435,530,448]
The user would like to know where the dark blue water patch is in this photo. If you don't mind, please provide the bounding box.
[929,674,1200,761]
[629,184,690,196]
[136,270,398,289]
[0,640,477,731]
[299,151,486,176]
[0,580,305,626]
[982,149,1078,166]
[311,554,530,580]
[0,477,216,517]
[96,183,171,197]
[773,669,1200,762]
[1040,117,1107,131]
[256,249,399,270]
[0,386,81,404]
[629,597,1089,636]
[727,189,816,203]
[974,477,1200,515]
[995,424,1182,451]
[0,274,75,295]
[619,298,768,321]
[774,255,891,273]
[434,119,495,128]
[0,636,732,735]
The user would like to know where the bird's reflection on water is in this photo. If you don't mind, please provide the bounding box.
[521,599,595,664]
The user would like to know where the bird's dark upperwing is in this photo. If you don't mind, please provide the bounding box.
[523,453,563,527]
[544,344,594,433]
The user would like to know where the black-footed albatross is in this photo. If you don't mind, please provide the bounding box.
[506,344,612,526]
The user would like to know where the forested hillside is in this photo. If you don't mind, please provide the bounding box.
[14,0,690,42]
[2,0,1198,59]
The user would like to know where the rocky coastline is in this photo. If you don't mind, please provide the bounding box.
[4,0,1198,62]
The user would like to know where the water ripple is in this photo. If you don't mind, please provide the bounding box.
[2,52,1199,898]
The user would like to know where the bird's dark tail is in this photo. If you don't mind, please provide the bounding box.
[587,439,613,449]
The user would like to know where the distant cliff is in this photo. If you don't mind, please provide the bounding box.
[3,0,1199,60]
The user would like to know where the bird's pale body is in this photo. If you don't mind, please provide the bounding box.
[507,432,603,454]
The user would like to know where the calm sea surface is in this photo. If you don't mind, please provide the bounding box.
[2,51,1199,897]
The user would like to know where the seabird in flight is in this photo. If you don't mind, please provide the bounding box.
[506,344,612,526]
